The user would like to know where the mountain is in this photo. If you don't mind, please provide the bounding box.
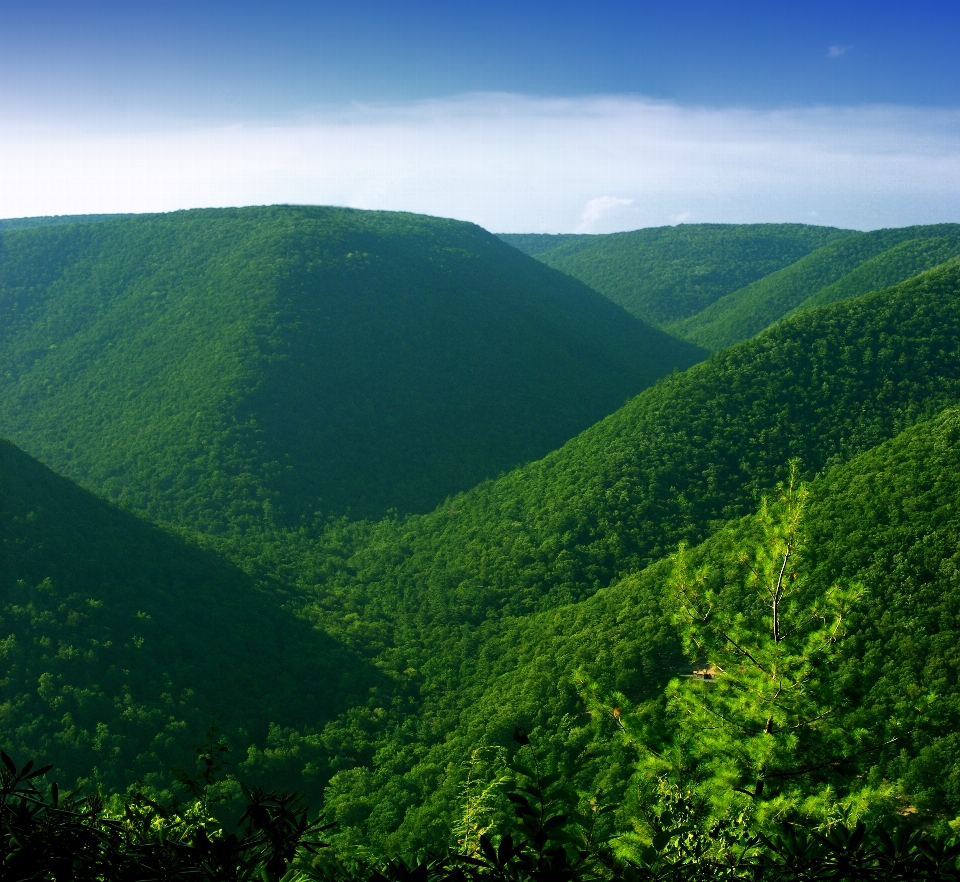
[0,214,134,232]
[324,402,960,852]
[0,206,704,528]
[670,225,960,349]
[317,261,960,628]
[499,224,849,328]
[290,261,960,852]
[0,438,371,793]
[6,216,960,859]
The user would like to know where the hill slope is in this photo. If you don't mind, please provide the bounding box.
[671,225,960,349]
[271,261,960,850]
[323,403,960,852]
[0,438,372,792]
[316,261,960,630]
[0,214,134,231]
[0,206,704,527]
[499,224,849,327]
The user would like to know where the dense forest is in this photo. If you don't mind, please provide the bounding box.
[0,207,701,526]
[499,223,848,328]
[3,208,960,878]
[670,225,960,349]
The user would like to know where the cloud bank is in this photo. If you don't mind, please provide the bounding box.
[2,94,959,232]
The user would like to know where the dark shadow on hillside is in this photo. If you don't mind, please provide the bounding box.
[0,438,382,784]
[243,217,705,522]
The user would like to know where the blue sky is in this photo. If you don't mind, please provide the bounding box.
[2,1,959,231]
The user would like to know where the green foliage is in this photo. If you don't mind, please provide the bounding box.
[4,744,960,880]
[0,213,133,231]
[292,263,960,853]
[6,213,960,863]
[0,206,702,526]
[664,466,861,811]
[0,439,372,796]
[500,224,848,328]
[670,225,960,350]
[0,747,332,881]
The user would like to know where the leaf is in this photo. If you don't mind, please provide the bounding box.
[539,771,562,789]
[652,830,674,853]
[1,750,17,775]
[497,833,515,865]
[508,762,536,780]
[479,833,497,863]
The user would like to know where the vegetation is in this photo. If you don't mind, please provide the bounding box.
[4,210,960,873]
[0,439,370,795]
[7,740,958,880]
[670,225,960,349]
[0,213,133,231]
[0,207,702,527]
[500,224,849,327]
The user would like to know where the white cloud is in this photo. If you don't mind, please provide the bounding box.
[579,196,633,231]
[827,45,849,58]
[1,93,959,232]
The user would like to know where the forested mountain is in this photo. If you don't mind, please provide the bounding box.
[4,212,960,868]
[670,225,960,349]
[284,261,960,852]
[0,438,365,793]
[0,207,702,526]
[499,224,849,327]
[0,214,133,231]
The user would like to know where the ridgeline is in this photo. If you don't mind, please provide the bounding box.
[0,207,703,528]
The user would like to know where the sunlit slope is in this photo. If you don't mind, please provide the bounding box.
[318,261,960,637]
[0,438,371,792]
[0,206,703,528]
[499,224,848,327]
[329,405,960,852]
[671,225,960,350]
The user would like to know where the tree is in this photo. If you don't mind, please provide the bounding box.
[663,462,861,818]
[580,463,868,860]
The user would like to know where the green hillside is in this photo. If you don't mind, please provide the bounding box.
[499,224,848,327]
[0,206,703,527]
[671,225,960,350]
[5,218,960,863]
[0,214,134,231]
[275,262,960,852]
[0,438,371,793]
[316,261,960,627]
[321,403,960,853]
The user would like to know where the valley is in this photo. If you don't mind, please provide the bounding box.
[2,208,960,872]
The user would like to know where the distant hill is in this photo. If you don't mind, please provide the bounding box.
[0,214,134,231]
[0,438,370,793]
[0,206,704,528]
[670,225,960,349]
[499,224,849,327]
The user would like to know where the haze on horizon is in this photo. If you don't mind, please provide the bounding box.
[2,0,958,233]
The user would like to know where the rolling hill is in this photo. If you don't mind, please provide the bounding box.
[322,402,960,852]
[0,206,703,528]
[499,223,849,327]
[5,215,960,861]
[670,224,960,349]
[284,261,960,852]
[0,438,373,793]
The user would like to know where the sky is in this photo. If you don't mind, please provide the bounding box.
[2,0,959,232]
